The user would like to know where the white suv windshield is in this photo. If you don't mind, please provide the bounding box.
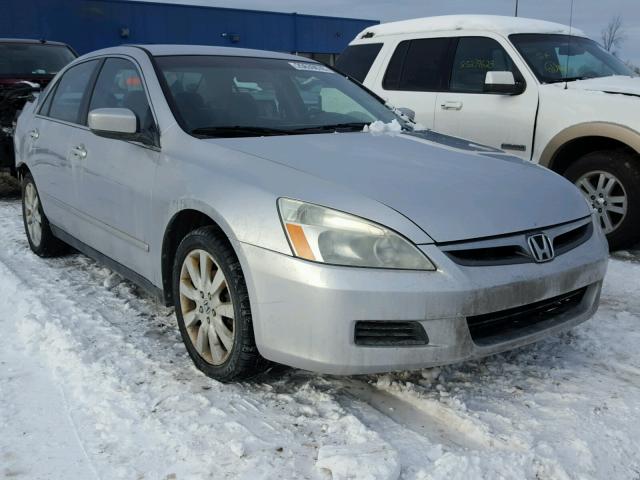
[156,55,401,137]
[510,34,633,83]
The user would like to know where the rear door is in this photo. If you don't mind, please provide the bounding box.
[370,38,453,129]
[434,36,539,159]
[28,59,100,231]
[69,56,160,279]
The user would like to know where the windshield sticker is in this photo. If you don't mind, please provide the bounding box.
[288,62,334,73]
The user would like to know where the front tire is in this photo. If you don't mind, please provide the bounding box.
[565,150,640,250]
[21,172,67,257]
[172,226,267,382]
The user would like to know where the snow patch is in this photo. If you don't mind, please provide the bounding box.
[363,119,402,136]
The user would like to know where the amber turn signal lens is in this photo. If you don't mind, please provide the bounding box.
[285,223,315,261]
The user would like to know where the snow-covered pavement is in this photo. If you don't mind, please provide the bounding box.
[1,176,639,480]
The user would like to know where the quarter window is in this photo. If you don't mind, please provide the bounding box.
[47,60,99,124]
[383,38,451,91]
[335,43,383,82]
[450,37,521,93]
[89,58,154,132]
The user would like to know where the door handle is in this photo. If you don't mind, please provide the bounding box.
[29,129,39,140]
[441,101,463,111]
[71,145,87,159]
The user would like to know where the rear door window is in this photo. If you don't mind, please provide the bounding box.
[335,43,383,82]
[47,60,99,124]
[382,38,452,91]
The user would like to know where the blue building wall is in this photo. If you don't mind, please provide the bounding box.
[0,0,377,55]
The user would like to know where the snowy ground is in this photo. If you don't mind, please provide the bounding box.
[1,174,639,480]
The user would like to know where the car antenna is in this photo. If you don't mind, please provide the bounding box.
[564,0,575,90]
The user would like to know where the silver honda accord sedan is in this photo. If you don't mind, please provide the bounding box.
[14,45,608,381]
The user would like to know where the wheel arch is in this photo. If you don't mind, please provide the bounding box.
[541,122,640,175]
[16,162,31,181]
[160,206,237,306]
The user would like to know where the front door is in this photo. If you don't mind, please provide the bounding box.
[71,57,160,280]
[434,36,539,160]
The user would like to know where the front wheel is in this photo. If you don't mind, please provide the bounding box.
[565,150,640,250]
[172,226,267,382]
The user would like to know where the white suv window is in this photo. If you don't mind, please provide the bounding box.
[450,37,521,93]
[382,38,452,91]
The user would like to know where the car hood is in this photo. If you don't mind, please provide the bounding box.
[212,131,589,243]
[561,75,640,97]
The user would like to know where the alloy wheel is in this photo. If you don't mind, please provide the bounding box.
[179,249,235,365]
[24,182,43,247]
[575,170,628,234]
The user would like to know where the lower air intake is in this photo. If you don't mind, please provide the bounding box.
[354,321,429,347]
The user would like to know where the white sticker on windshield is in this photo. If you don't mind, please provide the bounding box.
[288,62,334,73]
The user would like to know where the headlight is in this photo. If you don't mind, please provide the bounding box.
[278,198,435,270]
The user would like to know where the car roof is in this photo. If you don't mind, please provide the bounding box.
[81,44,311,62]
[353,15,587,40]
[0,38,72,47]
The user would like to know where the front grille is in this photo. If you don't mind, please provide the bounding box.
[466,287,588,345]
[354,321,429,347]
[442,219,594,267]
[553,222,593,255]
[445,245,528,266]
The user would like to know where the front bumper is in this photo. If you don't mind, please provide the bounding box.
[234,221,608,375]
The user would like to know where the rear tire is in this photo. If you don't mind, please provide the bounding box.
[172,226,268,382]
[21,172,67,257]
[565,150,640,250]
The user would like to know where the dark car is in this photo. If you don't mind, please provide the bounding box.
[1,39,76,175]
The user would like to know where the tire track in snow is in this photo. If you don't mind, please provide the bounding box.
[0,198,400,479]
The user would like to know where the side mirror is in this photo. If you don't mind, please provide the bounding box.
[397,107,416,121]
[484,71,525,95]
[88,108,138,138]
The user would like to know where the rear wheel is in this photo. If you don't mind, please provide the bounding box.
[21,172,67,257]
[172,226,267,382]
[565,150,640,250]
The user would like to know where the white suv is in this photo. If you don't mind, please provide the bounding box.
[337,15,640,249]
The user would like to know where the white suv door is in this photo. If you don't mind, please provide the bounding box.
[372,37,453,130]
[434,36,538,159]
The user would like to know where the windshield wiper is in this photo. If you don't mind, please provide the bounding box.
[546,76,590,84]
[291,122,369,133]
[191,126,291,138]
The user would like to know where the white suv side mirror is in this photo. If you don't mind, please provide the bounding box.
[484,71,524,95]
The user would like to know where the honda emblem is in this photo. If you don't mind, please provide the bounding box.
[527,234,555,263]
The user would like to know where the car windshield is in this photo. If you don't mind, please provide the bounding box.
[0,43,76,76]
[155,55,403,137]
[509,34,633,83]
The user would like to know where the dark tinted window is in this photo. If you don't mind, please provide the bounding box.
[38,83,57,116]
[382,41,409,89]
[335,43,382,82]
[48,60,99,124]
[450,37,521,93]
[383,38,451,91]
[0,43,76,76]
[89,58,154,132]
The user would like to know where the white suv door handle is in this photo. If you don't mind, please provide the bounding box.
[441,101,463,111]
[71,145,87,159]
[29,129,39,140]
